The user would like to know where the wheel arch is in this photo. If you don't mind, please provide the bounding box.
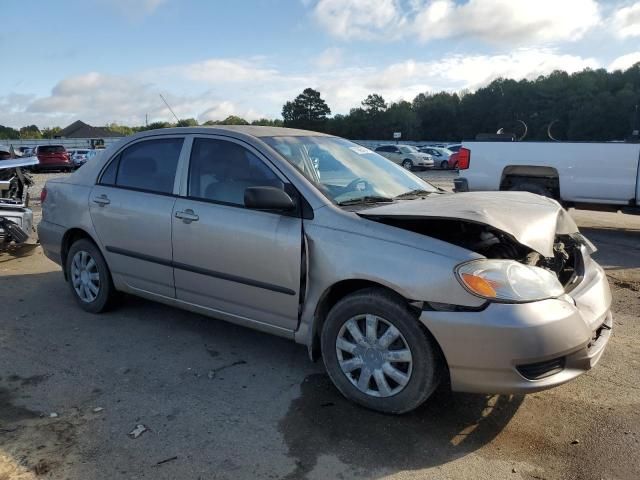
[60,228,100,280]
[309,279,420,361]
[499,165,560,199]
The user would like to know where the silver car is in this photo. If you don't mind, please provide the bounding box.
[374,144,435,170]
[38,126,612,414]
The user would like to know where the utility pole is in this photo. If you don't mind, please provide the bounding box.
[159,94,180,123]
[145,113,148,127]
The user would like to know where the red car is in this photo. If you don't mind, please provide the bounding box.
[34,145,72,172]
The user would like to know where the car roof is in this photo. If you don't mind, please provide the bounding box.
[130,125,334,140]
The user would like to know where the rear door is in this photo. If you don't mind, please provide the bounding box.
[89,136,186,298]
[171,136,302,331]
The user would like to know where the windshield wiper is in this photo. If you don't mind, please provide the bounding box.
[337,196,395,206]
[394,189,433,199]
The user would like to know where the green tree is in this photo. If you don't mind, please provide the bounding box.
[41,126,62,138]
[219,115,249,125]
[0,125,20,139]
[19,125,42,139]
[282,88,331,130]
[176,118,198,127]
[362,94,387,114]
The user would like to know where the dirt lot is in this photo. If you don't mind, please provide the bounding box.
[0,172,639,479]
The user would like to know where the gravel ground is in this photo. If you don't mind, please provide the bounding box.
[0,171,638,479]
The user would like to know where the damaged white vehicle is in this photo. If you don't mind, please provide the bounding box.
[38,127,612,413]
[0,152,37,247]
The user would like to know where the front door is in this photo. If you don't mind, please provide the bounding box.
[171,137,302,331]
[89,136,185,298]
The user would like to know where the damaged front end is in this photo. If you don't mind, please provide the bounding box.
[359,191,591,293]
[0,157,37,247]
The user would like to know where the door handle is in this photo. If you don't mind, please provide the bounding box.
[92,194,110,206]
[175,209,199,223]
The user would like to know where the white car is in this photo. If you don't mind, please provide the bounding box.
[374,145,434,170]
[418,147,454,169]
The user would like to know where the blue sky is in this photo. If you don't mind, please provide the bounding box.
[1,0,639,127]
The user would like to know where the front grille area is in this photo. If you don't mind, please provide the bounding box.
[517,357,566,380]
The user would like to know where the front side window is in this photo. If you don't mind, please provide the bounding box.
[399,146,418,154]
[114,138,184,194]
[263,136,437,206]
[188,138,283,206]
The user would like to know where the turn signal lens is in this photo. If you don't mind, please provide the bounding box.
[460,273,498,298]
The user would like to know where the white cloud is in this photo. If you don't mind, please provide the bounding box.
[310,0,601,44]
[312,0,405,40]
[176,59,278,84]
[105,0,168,19]
[314,47,344,68]
[612,1,640,37]
[609,51,640,70]
[0,49,608,128]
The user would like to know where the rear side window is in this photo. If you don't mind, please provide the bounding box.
[39,145,65,154]
[111,138,184,194]
[188,138,282,206]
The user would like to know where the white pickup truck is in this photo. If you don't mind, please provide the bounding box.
[454,141,640,214]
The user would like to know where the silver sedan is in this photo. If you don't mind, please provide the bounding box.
[38,126,612,413]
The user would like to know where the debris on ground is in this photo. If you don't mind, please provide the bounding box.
[128,424,148,439]
[48,412,58,418]
[92,407,104,413]
[156,456,178,466]
[570,439,580,445]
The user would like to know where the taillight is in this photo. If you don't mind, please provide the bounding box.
[457,147,470,169]
[40,187,47,204]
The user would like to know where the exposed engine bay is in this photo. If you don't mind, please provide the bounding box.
[0,165,32,207]
[369,217,582,288]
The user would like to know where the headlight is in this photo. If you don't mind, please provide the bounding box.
[456,259,564,302]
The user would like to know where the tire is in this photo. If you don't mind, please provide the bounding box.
[509,182,552,198]
[65,238,118,313]
[402,159,413,170]
[440,160,449,169]
[321,288,442,414]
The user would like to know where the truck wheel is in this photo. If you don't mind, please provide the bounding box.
[509,182,552,198]
[321,288,442,414]
[65,239,118,313]
[402,159,413,170]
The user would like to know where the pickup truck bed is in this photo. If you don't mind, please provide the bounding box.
[455,141,640,213]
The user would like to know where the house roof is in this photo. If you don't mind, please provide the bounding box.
[56,120,120,139]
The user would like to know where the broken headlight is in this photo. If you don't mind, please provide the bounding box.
[456,259,565,303]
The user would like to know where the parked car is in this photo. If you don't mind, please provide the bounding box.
[39,126,612,414]
[454,141,640,214]
[418,147,453,169]
[446,144,462,153]
[33,145,72,172]
[71,149,100,168]
[374,144,434,170]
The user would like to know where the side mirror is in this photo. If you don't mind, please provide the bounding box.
[244,186,295,211]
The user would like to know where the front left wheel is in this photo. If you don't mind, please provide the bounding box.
[402,159,413,170]
[66,239,117,313]
[321,288,442,414]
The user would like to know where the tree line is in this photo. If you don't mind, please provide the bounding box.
[2,64,638,142]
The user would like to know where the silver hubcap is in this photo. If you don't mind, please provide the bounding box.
[336,314,413,398]
[71,250,100,302]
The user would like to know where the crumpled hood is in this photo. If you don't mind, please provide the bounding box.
[359,191,579,257]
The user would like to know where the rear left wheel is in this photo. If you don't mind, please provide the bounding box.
[321,288,442,414]
[65,239,118,313]
[440,160,449,169]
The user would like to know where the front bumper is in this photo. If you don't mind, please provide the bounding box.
[419,253,612,394]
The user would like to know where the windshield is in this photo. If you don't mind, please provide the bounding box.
[399,145,418,153]
[263,136,438,205]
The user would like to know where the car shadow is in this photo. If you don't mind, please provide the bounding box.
[1,269,523,479]
[279,374,523,479]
